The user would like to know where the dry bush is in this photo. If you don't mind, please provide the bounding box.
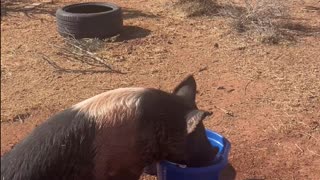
[66,37,106,53]
[171,0,218,17]
[221,0,291,44]
[41,35,124,74]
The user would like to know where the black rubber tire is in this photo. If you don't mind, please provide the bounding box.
[56,2,123,39]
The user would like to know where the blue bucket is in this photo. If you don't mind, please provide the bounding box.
[156,129,231,180]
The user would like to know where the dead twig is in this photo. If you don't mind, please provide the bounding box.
[64,39,114,70]
[245,72,262,95]
[295,143,304,153]
[41,55,124,74]
[307,147,320,157]
[303,132,319,142]
[52,44,107,68]
[46,35,124,74]
[244,78,255,95]
[214,105,234,117]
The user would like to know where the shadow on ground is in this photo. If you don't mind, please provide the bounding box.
[1,1,56,18]
[279,21,320,37]
[219,163,237,180]
[123,8,158,19]
[116,25,151,41]
[304,5,320,14]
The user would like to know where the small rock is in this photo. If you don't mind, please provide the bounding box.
[214,43,219,48]
[117,56,125,61]
[309,95,317,99]
[43,0,53,3]
[198,66,208,72]
[227,89,235,93]
[31,3,42,6]
[291,103,301,107]
[151,69,159,74]
[24,5,36,9]
[237,46,246,50]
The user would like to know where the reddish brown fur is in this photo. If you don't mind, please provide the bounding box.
[73,88,148,179]
[72,88,146,126]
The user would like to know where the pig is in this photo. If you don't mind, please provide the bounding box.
[1,75,218,180]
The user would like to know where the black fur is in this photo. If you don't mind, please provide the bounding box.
[141,85,218,175]
[137,89,191,165]
[1,109,97,180]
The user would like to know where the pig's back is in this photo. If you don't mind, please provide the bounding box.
[1,108,97,180]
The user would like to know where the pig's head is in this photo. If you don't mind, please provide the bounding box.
[141,75,218,173]
[167,75,218,167]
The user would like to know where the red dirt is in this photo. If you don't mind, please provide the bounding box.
[1,0,320,179]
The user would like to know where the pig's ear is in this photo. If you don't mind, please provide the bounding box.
[186,110,213,134]
[173,75,197,107]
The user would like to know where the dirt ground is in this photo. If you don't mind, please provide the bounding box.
[1,0,320,179]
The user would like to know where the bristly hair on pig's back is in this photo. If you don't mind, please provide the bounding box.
[72,88,147,127]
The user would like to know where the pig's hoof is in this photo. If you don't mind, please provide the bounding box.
[143,163,157,176]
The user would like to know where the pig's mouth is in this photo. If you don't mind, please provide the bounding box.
[168,146,218,168]
[169,157,216,169]
[184,158,216,168]
[184,146,219,168]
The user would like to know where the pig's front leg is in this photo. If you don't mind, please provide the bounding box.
[143,162,157,176]
[109,169,142,180]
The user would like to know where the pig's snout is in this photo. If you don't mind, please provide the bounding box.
[186,145,219,167]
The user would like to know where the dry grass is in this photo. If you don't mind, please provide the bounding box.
[170,0,218,17]
[221,0,291,44]
[168,0,300,44]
